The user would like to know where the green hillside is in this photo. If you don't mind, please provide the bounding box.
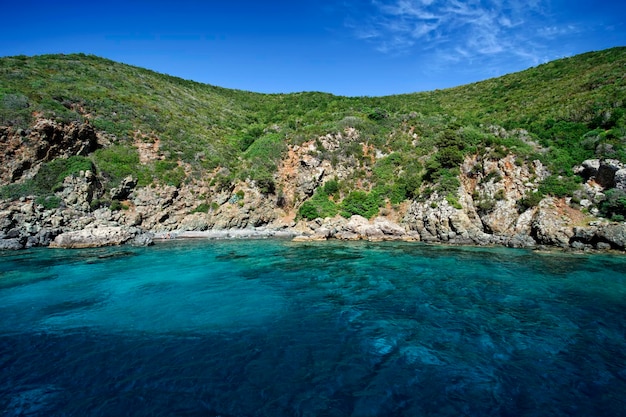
[1,47,625,217]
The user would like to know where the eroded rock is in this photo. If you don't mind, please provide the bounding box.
[49,226,152,249]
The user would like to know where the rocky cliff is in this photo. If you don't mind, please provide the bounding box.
[1,118,626,251]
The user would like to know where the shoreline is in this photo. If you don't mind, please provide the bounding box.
[149,228,623,255]
[152,228,299,241]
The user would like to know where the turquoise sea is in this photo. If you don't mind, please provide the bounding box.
[1,239,625,416]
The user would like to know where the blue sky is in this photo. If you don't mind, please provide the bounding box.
[1,0,624,96]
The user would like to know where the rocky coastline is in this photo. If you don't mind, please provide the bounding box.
[2,119,626,252]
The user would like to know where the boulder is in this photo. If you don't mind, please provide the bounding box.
[373,217,407,237]
[577,159,600,180]
[49,226,152,249]
[0,238,24,250]
[506,234,537,248]
[595,159,623,189]
[595,223,626,250]
[614,169,626,191]
[110,175,137,200]
[128,232,155,247]
[530,199,574,247]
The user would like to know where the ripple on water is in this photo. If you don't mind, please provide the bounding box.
[0,240,625,416]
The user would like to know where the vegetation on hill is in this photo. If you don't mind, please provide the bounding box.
[1,48,625,219]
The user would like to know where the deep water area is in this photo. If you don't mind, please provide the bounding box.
[1,239,626,416]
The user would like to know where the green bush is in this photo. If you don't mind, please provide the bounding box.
[481,170,503,184]
[367,108,389,121]
[154,160,186,187]
[436,146,464,168]
[446,193,462,209]
[477,196,496,213]
[298,201,322,220]
[245,133,286,162]
[1,156,93,200]
[256,175,276,194]
[373,153,402,181]
[538,175,581,198]
[340,190,381,219]
[297,189,338,220]
[192,203,210,213]
[93,145,140,183]
[35,195,62,210]
[434,129,465,168]
[599,189,626,220]
[518,191,544,211]
[33,156,94,193]
[389,183,408,205]
[322,178,340,197]
[436,169,461,195]
[0,181,40,200]
[109,200,123,211]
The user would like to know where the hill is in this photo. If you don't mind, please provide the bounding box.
[1,47,625,250]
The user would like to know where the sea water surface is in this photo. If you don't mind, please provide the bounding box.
[1,239,625,416]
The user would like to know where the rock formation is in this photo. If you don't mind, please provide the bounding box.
[1,120,626,252]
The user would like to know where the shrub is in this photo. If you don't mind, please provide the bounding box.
[389,183,408,205]
[255,176,276,195]
[298,201,321,220]
[154,160,186,187]
[35,195,62,210]
[192,203,210,213]
[434,129,465,168]
[436,169,461,195]
[0,93,31,128]
[373,153,402,181]
[93,145,140,183]
[340,190,381,219]
[399,171,422,200]
[494,189,506,200]
[436,146,464,168]
[245,133,286,162]
[297,189,338,220]
[599,189,626,220]
[518,191,543,211]
[109,200,121,211]
[338,116,365,130]
[538,175,581,198]
[481,170,503,184]
[446,193,462,209]
[367,108,389,121]
[0,182,34,200]
[1,156,93,201]
[477,196,496,213]
[322,178,340,197]
[33,156,94,193]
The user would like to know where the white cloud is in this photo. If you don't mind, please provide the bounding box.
[537,24,580,38]
[349,0,580,68]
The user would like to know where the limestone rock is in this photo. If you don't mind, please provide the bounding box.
[614,169,626,191]
[576,159,601,180]
[595,223,626,250]
[110,175,137,200]
[0,238,24,250]
[530,198,574,247]
[49,226,152,249]
[595,159,622,188]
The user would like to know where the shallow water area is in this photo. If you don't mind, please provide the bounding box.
[1,239,626,416]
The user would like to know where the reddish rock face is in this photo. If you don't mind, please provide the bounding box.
[0,119,98,186]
